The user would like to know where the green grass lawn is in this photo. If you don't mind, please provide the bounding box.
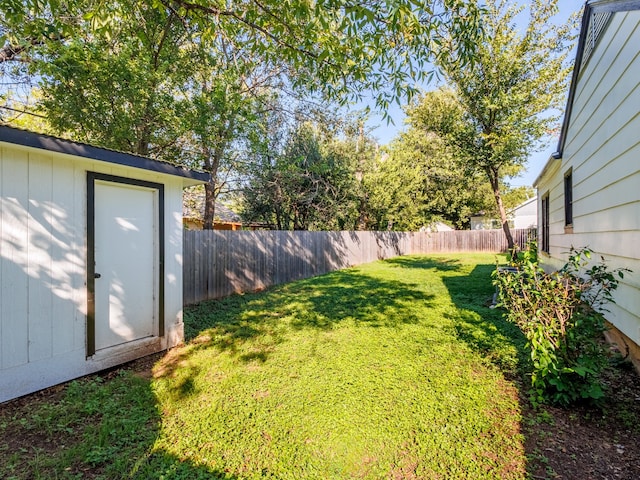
[1,254,531,479]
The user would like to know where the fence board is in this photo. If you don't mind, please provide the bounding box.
[183,229,536,305]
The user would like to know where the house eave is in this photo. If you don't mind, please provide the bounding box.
[555,0,640,158]
[533,154,562,188]
[507,195,538,215]
[589,0,640,13]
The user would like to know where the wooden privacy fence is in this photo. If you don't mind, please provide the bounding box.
[183,228,535,305]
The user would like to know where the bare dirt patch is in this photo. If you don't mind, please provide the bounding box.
[524,361,640,479]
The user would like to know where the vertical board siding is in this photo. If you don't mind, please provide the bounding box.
[183,228,535,305]
[27,153,54,362]
[51,162,79,356]
[163,178,186,339]
[0,147,30,369]
[0,149,83,369]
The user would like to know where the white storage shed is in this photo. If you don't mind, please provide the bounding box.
[0,125,209,402]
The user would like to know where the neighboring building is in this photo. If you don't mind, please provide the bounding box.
[534,1,640,368]
[511,195,538,230]
[469,197,536,231]
[183,185,243,230]
[470,211,503,231]
[420,221,455,233]
[0,125,209,402]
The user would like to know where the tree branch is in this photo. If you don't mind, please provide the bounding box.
[164,0,339,67]
[0,43,30,63]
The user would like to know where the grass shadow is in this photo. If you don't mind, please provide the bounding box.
[183,267,436,351]
[293,269,436,330]
[438,260,558,480]
[0,366,239,480]
[133,451,240,479]
[171,266,435,401]
[442,262,528,377]
[385,256,463,272]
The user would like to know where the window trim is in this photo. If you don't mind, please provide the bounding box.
[541,193,550,254]
[564,169,573,232]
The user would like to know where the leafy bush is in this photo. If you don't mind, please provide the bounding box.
[493,245,629,406]
[507,238,538,267]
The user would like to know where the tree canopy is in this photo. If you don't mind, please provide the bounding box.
[0,0,484,228]
[365,128,493,230]
[0,1,577,235]
[241,117,363,230]
[413,0,577,246]
[1,0,483,112]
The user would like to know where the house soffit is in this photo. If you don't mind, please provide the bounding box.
[553,0,640,160]
[533,156,562,189]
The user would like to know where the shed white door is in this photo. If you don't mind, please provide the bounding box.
[93,181,157,351]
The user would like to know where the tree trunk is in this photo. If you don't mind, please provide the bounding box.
[201,118,234,229]
[203,179,216,230]
[486,167,514,250]
[356,198,368,230]
[202,141,227,229]
[355,124,368,230]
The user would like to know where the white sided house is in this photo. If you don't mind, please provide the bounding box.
[0,126,209,402]
[534,0,640,367]
[469,197,537,231]
[511,196,537,230]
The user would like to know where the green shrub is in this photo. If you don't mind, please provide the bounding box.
[493,246,629,406]
[507,238,538,267]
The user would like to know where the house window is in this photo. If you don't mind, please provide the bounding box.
[541,194,550,253]
[564,170,573,229]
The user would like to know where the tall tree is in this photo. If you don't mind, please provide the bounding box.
[411,0,576,248]
[169,45,284,228]
[38,3,191,157]
[1,1,286,227]
[364,128,493,230]
[242,117,362,230]
[0,1,484,111]
[1,0,484,229]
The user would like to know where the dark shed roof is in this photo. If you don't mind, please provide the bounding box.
[0,124,210,183]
